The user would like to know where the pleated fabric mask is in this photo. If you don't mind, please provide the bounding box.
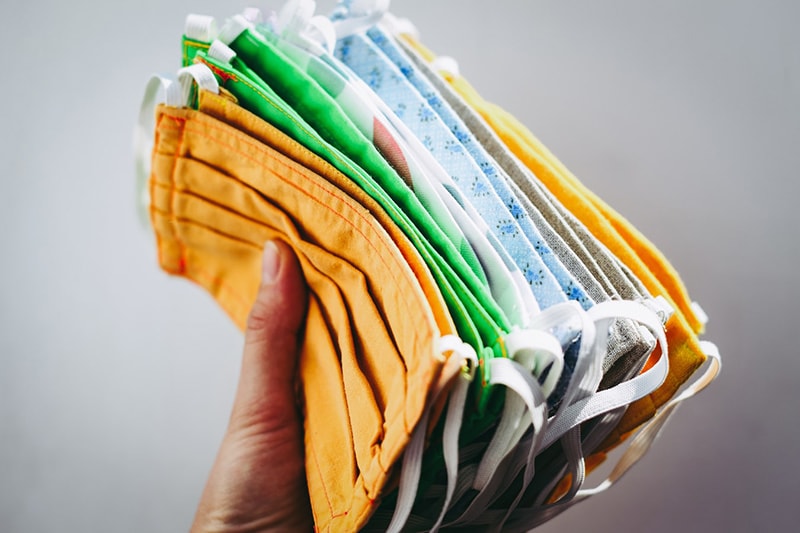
[150,84,470,530]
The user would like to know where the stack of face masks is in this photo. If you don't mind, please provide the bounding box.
[135,1,721,530]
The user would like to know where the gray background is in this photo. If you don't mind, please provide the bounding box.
[1,0,797,531]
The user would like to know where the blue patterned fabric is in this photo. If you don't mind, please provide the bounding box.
[366,27,596,311]
[336,31,592,310]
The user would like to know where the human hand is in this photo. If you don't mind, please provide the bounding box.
[191,240,313,532]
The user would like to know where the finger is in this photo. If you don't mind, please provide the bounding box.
[231,239,308,432]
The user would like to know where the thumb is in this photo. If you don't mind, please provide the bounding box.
[231,239,308,432]
[191,240,312,531]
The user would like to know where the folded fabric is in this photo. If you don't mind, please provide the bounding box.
[151,100,466,530]
[398,33,709,436]
[136,4,722,531]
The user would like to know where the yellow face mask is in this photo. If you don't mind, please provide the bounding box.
[149,98,462,531]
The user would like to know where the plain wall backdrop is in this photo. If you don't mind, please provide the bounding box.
[1,0,797,531]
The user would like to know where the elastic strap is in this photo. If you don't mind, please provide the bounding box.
[242,7,264,24]
[428,338,478,532]
[386,335,476,533]
[379,12,419,39]
[430,56,460,77]
[170,63,220,108]
[219,14,253,46]
[445,357,547,527]
[542,300,668,449]
[207,40,237,64]
[692,301,710,326]
[577,340,721,497]
[472,328,561,491]
[184,14,218,42]
[502,342,721,531]
[643,294,675,325]
[133,75,173,228]
[277,0,316,42]
[331,0,390,38]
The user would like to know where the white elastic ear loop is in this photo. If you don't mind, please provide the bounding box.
[134,75,172,230]
[184,14,218,42]
[517,300,664,511]
[306,15,337,53]
[331,0,390,39]
[281,6,337,56]
[491,302,670,530]
[386,335,476,533]
[506,301,594,450]
[277,0,316,38]
[498,327,601,514]
[540,300,668,451]
[207,40,237,64]
[507,329,565,397]
[242,7,264,25]
[644,294,675,325]
[508,342,721,533]
[546,313,613,506]
[168,63,220,109]
[427,336,478,533]
[444,357,548,529]
[378,12,419,39]
[577,340,721,498]
[495,305,598,527]
[472,328,562,491]
[692,301,709,326]
[431,56,460,77]
[218,14,255,46]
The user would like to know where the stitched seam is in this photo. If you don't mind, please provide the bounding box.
[308,426,346,525]
[157,112,436,523]
[168,117,188,272]
[194,57,422,258]
[177,121,437,432]
[159,119,429,341]
[198,90,463,343]
[151,210,255,317]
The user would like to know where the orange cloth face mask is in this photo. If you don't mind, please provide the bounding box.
[149,98,462,532]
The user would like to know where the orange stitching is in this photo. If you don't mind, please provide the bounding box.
[155,114,253,318]
[196,57,239,83]
[193,64,422,252]
[159,106,436,342]
[309,423,351,522]
[151,212,256,316]
[158,117,428,336]
[155,111,440,525]
[168,116,188,273]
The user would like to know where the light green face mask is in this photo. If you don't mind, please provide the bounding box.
[180,22,517,393]
[260,19,534,332]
